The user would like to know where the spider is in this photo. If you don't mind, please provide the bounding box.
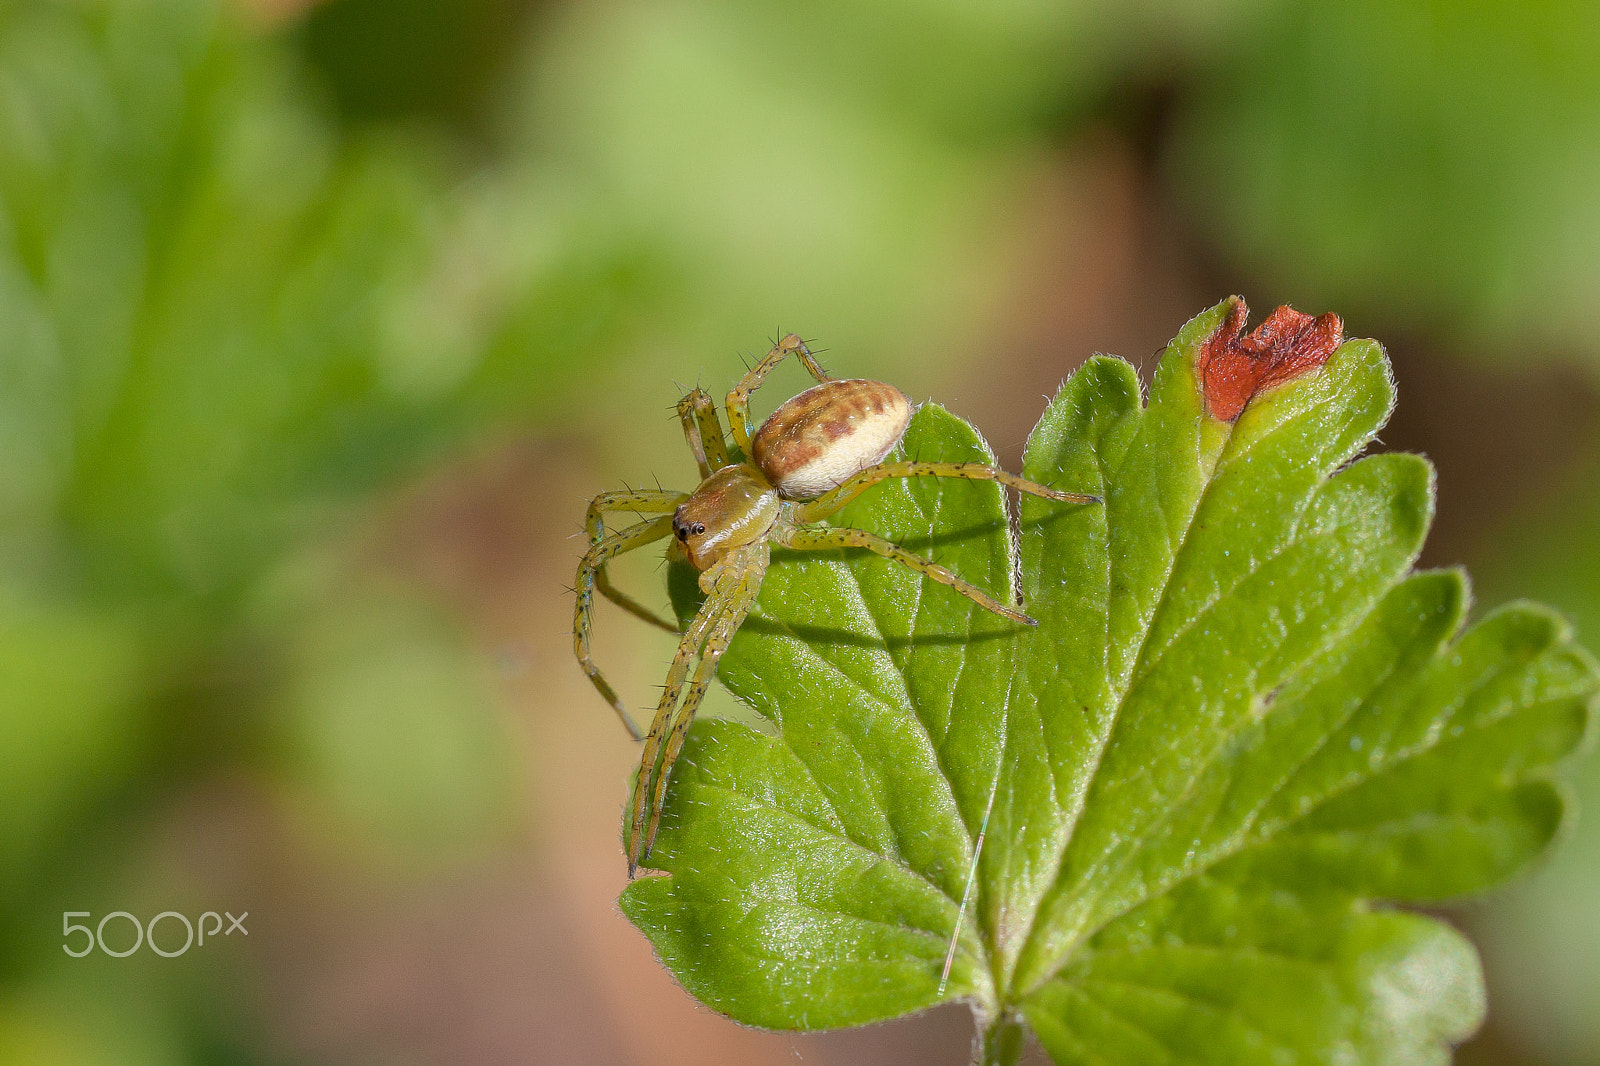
[573,334,1099,875]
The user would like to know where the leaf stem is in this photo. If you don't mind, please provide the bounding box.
[973,1009,1025,1066]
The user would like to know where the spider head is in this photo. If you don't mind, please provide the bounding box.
[673,463,781,570]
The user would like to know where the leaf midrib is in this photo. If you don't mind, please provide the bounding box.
[1002,381,1401,1002]
[1028,471,1387,953]
[998,393,1243,1003]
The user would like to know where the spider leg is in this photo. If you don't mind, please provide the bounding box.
[777,524,1034,624]
[640,549,764,864]
[585,490,687,634]
[627,542,767,874]
[677,387,730,477]
[625,574,731,875]
[725,333,828,456]
[575,501,681,740]
[790,460,1099,525]
[586,489,686,528]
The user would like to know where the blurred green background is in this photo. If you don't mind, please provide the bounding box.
[0,0,1596,1063]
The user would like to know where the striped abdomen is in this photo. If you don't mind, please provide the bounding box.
[750,378,913,499]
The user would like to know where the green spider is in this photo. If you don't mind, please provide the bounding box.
[573,334,1098,874]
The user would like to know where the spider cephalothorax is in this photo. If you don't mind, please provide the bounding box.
[573,334,1099,875]
[669,464,778,570]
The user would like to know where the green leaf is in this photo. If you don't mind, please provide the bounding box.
[620,298,1599,1062]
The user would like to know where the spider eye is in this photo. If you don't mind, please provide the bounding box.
[690,523,706,536]
[675,525,688,541]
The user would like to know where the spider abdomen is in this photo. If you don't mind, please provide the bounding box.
[750,379,913,500]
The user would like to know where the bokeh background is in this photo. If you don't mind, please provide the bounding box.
[1,0,1597,1063]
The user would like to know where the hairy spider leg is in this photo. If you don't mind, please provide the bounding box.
[637,602,753,868]
[625,584,727,869]
[778,525,1034,624]
[574,503,682,740]
[725,333,829,457]
[676,387,730,479]
[628,541,768,874]
[791,460,1100,525]
[585,491,687,632]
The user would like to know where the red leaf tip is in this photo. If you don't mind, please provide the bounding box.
[1198,298,1344,422]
